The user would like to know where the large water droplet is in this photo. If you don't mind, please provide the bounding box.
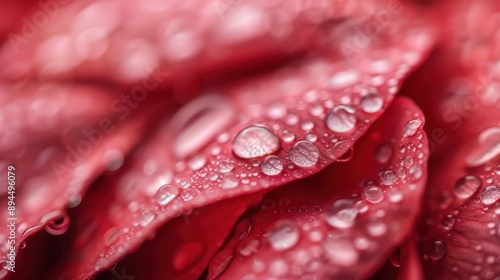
[380,170,397,186]
[156,184,179,205]
[173,242,205,271]
[403,119,423,137]
[288,140,319,168]
[429,241,446,261]
[232,126,280,159]
[360,91,384,113]
[466,127,500,167]
[44,214,70,235]
[238,238,260,256]
[365,186,383,203]
[171,94,234,158]
[260,155,284,176]
[326,199,358,228]
[267,219,300,251]
[325,105,356,133]
[453,175,481,199]
[480,185,500,205]
[139,210,155,227]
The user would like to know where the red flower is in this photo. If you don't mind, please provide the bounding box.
[0,0,499,279]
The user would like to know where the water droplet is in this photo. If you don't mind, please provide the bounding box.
[429,241,446,261]
[466,127,500,167]
[281,130,295,142]
[325,105,356,133]
[390,249,401,267]
[387,188,403,203]
[326,140,351,160]
[480,185,500,205]
[221,173,239,189]
[260,155,284,176]
[67,193,82,208]
[403,119,423,137]
[44,214,70,235]
[329,69,360,89]
[172,94,234,158]
[173,242,205,271]
[181,189,195,201]
[326,199,358,228]
[269,259,288,276]
[360,92,384,113]
[218,159,234,173]
[235,219,252,240]
[367,221,387,236]
[232,126,280,159]
[305,132,318,142]
[139,210,155,227]
[365,186,383,203]
[380,170,397,186]
[375,143,392,164]
[300,119,315,131]
[266,102,287,119]
[238,238,260,256]
[441,215,455,230]
[156,184,179,206]
[187,155,207,171]
[267,219,300,251]
[102,148,124,171]
[209,249,234,279]
[288,140,319,168]
[454,175,481,199]
[324,238,359,266]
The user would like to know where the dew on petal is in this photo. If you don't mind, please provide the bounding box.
[360,91,384,113]
[325,105,356,133]
[375,143,393,164]
[156,184,179,206]
[402,119,423,137]
[238,238,260,256]
[429,241,446,261]
[453,175,482,199]
[480,185,500,205]
[232,126,280,159]
[218,159,235,173]
[364,186,383,203]
[267,219,300,251]
[466,127,500,167]
[139,210,155,227]
[380,170,397,186]
[288,140,319,168]
[221,172,239,189]
[326,199,358,228]
[260,155,284,176]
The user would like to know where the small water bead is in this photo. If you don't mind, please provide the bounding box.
[300,119,315,131]
[209,249,235,279]
[285,113,299,125]
[403,119,423,137]
[267,219,300,251]
[380,170,397,186]
[44,214,70,235]
[266,102,287,119]
[235,219,252,240]
[288,140,319,168]
[454,175,482,199]
[181,189,195,201]
[326,199,358,228]
[360,92,384,113]
[364,186,384,203]
[281,130,295,143]
[208,172,219,181]
[429,241,446,261]
[409,165,423,180]
[375,143,393,164]
[367,221,387,237]
[387,188,403,203]
[139,210,155,227]
[404,156,414,167]
[238,238,260,256]
[260,155,284,176]
[232,126,280,159]
[441,215,456,230]
[221,173,239,189]
[187,155,207,171]
[325,105,356,133]
[324,238,359,266]
[156,184,179,206]
[218,159,234,173]
[480,185,500,205]
[305,132,317,142]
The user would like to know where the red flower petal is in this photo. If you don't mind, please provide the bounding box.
[205,97,429,279]
[400,0,500,278]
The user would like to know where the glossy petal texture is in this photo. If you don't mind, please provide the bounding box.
[28,7,437,280]
[208,97,429,279]
[400,0,500,278]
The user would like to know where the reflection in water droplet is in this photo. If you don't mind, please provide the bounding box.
[156,184,179,205]
[441,215,455,231]
[403,119,423,137]
[267,220,300,251]
[466,127,500,167]
[325,105,356,133]
[365,186,383,203]
[44,214,70,235]
[260,155,284,176]
[429,241,446,261]
[221,173,239,189]
[288,140,319,168]
[480,185,500,205]
[139,210,155,227]
[187,155,207,171]
[375,143,392,164]
[218,159,234,173]
[326,140,351,161]
[360,91,384,113]
[232,126,280,159]
[238,238,260,256]
[172,242,205,271]
[380,170,397,186]
[326,199,358,228]
[454,175,481,199]
[281,130,295,142]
